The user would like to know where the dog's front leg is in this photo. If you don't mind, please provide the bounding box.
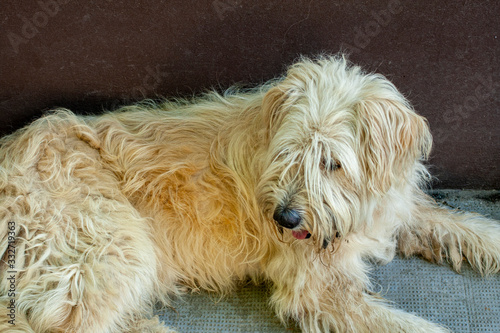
[265,250,449,333]
[399,190,500,275]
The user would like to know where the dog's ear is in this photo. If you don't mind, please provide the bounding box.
[261,84,297,141]
[356,84,432,194]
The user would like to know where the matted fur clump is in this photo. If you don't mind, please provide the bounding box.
[1,56,499,332]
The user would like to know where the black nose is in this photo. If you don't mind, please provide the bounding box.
[273,207,302,229]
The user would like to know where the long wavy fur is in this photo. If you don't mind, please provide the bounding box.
[1,55,499,332]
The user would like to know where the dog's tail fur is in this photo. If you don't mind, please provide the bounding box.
[399,191,500,275]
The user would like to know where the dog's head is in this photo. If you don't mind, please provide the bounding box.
[255,55,432,250]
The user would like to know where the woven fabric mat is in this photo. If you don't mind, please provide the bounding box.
[157,190,500,332]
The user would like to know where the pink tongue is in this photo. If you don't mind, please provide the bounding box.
[292,230,310,240]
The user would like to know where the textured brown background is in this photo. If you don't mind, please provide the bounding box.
[1,1,499,189]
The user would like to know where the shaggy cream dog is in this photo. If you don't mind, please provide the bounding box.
[1,55,499,333]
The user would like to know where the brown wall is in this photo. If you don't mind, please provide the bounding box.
[1,1,499,189]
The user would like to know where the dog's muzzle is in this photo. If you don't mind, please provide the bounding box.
[273,207,311,240]
[273,206,334,249]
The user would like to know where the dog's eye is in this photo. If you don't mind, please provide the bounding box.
[321,158,341,172]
